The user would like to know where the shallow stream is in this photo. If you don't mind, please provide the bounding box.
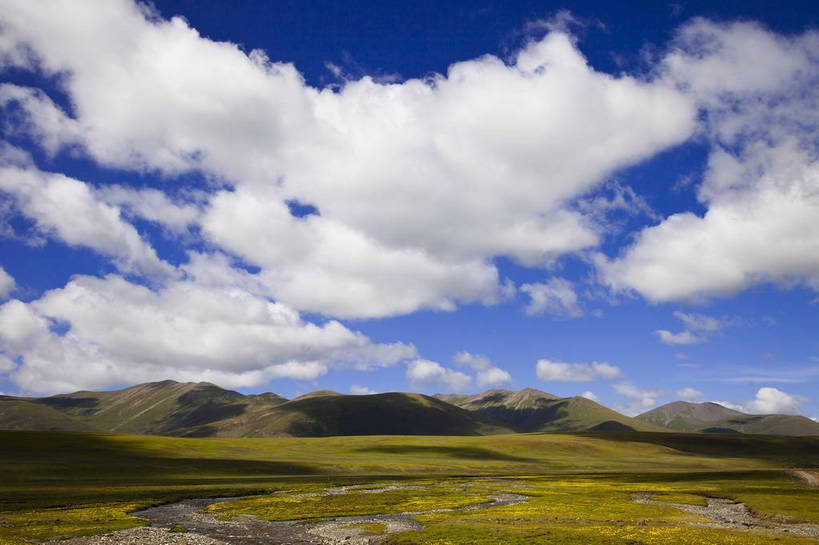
[131,484,528,545]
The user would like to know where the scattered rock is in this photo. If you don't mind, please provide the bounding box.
[632,492,819,537]
[42,526,228,545]
[789,470,819,488]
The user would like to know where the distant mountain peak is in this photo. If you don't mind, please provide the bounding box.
[636,400,819,436]
[436,388,661,433]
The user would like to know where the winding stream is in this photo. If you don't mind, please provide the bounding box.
[131,485,528,545]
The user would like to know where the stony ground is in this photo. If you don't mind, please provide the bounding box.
[632,492,819,538]
[790,470,819,488]
[43,526,230,545]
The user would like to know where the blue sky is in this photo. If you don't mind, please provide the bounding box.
[0,0,817,419]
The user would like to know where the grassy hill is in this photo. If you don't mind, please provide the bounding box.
[0,381,289,436]
[1,383,510,438]
[0,396,96,431]
[437,388,664,432]
[185,392,513,437]
[637,401,819,436]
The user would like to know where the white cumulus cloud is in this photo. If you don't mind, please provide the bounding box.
[654,310,733,345]
[0,162,172,277]
[453,351,491,371]
[0,274,416,394]
[476,367,513,388]
[677,387,703,401]
[406,359,472,392]
[715,387,804,415]
[0,353,16,372]
[673,311,723,332]
[581,390,599,402]
[612,382,665,416]
[745,387,801,415]
[520,278,582,317]
[453,351,513,388]
[536,359,621,382]
[655,329,704,345]
[0,267,14,299]
[0,0,696,318]
[96,185,202,234]
[599,21,819,302]
[350,385,377,395]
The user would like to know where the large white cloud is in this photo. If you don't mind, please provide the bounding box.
[0,274,416,394]
[201,187,500,318]
[0,0,696,318]
[600,21,819,302]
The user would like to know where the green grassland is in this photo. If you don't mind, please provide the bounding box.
[381,473,819,545]
[0,430,817,544]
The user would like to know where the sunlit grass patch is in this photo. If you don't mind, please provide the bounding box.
[0,503,149,541]
[0,537,33,545]
[340,521,388,534]
[652,493,710,506]
[206,485,491,521]
[385,522,817,545]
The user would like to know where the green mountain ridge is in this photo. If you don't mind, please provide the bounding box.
[3,381,817,437]
[0,381,509,437]
[636,401,819,436]
[0,381,289,435]
[435,388,665,433]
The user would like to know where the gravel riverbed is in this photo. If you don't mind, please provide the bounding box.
[42,485,526,545]
[632,492,819,538]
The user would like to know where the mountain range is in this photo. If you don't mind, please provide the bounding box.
[1,380,818,437]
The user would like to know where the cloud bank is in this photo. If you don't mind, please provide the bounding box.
[0,3,817,396]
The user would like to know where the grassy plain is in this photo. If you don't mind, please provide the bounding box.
[381,473,819,545]
[0,430,816,544]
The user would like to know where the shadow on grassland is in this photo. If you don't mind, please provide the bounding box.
[0,430,319,485]
[356,445,540,462]
[571,431,819,467]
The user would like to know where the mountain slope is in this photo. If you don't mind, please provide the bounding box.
[636,401,819,436]
[5,381,289,436]
[0,396,97,432]
[636,401,744,431]
[437,388,559,410]
[187,392,513,437]
[437,388,664,433]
